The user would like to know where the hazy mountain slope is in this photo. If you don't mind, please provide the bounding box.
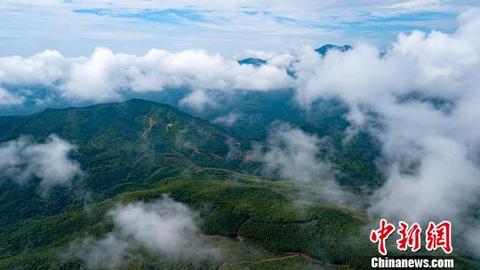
[0,101,477,270]
[0,98,382,231]
[0,115,26,134]
[0,175,370,269]
[0,99,250,227]
[1,176,478,270]
[0,98,248,187]
[141,90,382,187]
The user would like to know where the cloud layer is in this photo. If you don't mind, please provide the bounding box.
[0,134,82,188]
[252,123,332,184]
[0,48,292,106]
[249,123,354,205]
[1,7,480,257]
[67,195,219,269]
[0,87,24,106]
[292,9,480,255]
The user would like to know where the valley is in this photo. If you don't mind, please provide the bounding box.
[0,99,477,269]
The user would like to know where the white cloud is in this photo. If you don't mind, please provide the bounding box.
[292,9,480,255]
[120,48,292,93]
[1,3,480,257]
[66,234,130,270]
[0,134,82,188]
[61,47,123,101]
[0,47,292,103]
[251,123,333,184]
[0,50,66,86]
[67,195,220,269]
[0,87,24,106]
[212,112,241,126]
[179,89,216,111]
[370,136,480,222]
[250,123,352,204]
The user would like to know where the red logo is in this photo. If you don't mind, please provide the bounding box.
[370,219,395,255]
[370,219,452,255]
[426,221,453,254]
[397,221,422,252]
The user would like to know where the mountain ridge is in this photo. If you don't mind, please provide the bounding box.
[0,98,252,228]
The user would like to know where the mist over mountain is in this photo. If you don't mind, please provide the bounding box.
[1,7,480,270]
[0,98,379,269]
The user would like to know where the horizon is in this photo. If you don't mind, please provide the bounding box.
[1,1,478,57]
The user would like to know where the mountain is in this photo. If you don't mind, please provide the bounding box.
[135,90,382,187]
[0,99,377,270]
[237,57,267,67]
[1,98,247,173]
[315,44,352,56]
[0,100,477,270]
[0,96,382,226]
[0,99,250,227]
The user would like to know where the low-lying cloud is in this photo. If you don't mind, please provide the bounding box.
[0,134,82,188]
[0,87,24,106]
[251,123,332,184]
[1,5,480,258]
[212,112,242,127]
[250,123,352,205]
[179,89,216,111]
[0,48,293,106]
[67,195,220,269]
[292,9,480,255]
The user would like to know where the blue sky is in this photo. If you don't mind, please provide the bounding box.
[0,0,478,56]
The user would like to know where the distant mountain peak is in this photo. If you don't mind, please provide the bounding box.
[315,44,352,56]
[237,57,267,67]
